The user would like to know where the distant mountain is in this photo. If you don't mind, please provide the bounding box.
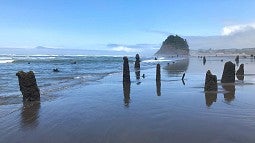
[35,46,51,49]
[155,35,189,56]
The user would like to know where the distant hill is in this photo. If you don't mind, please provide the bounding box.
[155,35,189,56]
[35,46,51,49]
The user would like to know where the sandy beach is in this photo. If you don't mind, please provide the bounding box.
[1,56,255,143]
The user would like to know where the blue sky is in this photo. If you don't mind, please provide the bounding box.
[0,0,255,49]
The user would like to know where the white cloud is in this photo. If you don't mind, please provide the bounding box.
[111,46,139,53]
[222,23,255,36]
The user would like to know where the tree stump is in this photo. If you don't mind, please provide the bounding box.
[236,64,244,80]
[204,70,218,91]
[221,61,235,83]
[123,56,130,83]
[16,71,40,101]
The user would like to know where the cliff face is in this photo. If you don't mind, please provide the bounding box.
[155,35,189,56]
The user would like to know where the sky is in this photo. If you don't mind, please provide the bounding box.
[0,0,255,50]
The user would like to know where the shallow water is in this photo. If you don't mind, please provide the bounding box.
[1,56,255,143]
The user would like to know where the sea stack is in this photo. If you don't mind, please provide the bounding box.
[221,61,235,83]
[156,64,161,81]
[123,56,130,83]
[16,71,40,101]
[204,70,218,91]
[236,64,244,80]
[155,35,189,56]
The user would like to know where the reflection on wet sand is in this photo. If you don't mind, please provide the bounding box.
[123,82,131,107]
[135,70,141,85]
[204,92,217,107]
[222,84,236,102]
[164,58,189,75]
[21,101,40,129]
[156,80,161,96]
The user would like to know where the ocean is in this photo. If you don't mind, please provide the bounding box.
[0,55,178,105]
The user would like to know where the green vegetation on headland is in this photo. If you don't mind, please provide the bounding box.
[155,35,189,56]
[190,48,255,56]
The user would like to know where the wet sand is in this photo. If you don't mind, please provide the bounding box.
[1,56,255,143]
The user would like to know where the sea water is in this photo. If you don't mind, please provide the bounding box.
[0,55,176,105]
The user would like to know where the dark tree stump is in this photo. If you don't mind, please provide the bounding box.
[236,64,244,80]
[134,54,141,80]
[221,61,235,83]
[156,64,161,82]
[204,70,218,91]
[123,56,130,83]
[16,71,40,101]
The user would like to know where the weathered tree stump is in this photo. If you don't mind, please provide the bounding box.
[134,54,140,69]
[235,55,239,65]
[236,64,244,80]
[156,64,161,82]
[204,70,218,91]
[156,63,161,96]
[182,73,185,81]
[16,71,40,101]
[203,56,206,65]
[221,61,235,83]
[123,56,130,83]
[134,54,141,80]
[182,73,186,85]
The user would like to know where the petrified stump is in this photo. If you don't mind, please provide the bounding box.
[182,73,186,85]
[235,55,239,65]
[236,64,244,80]
[16,71,40,101]
[204,70,218,91]
[134,54,141,80]
[156,64,161,82]
[203,56,206,65]
[123,56,130,83]
[182,73,185,81]
[134,54,140,69]
[221,61,235,83]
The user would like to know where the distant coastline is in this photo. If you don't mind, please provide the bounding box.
[190,47,255,56]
